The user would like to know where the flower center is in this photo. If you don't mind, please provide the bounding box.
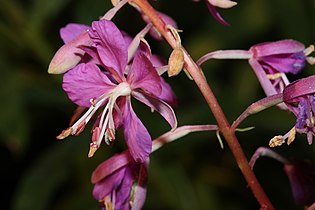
[88,82,132,157]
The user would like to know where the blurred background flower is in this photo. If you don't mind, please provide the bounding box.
[0,0,314,209]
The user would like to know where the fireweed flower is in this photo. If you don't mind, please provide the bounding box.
[91,125,217,210]
[280,75,315,145]
[57,19,177,162]
[92,151,148,210]
[232,75,315,146]
[193,0,237,26]
[197,39,315,98]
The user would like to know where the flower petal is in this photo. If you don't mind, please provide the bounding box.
[60,23,90,44]
[260,52,306,74]
[89,20,128,77]
[63,63,115,107]
[92,166,127,200]
[115,164,137,209]
[250,39,305,58]
[128,52,162,96]
[122,98,152,163]
[283,75,315,102]
[48,31,93,74]
[132,90,177,130]
[159,77,177,106]
[91,151,132,184]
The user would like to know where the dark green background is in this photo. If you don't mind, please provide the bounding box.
[1,0,314,209]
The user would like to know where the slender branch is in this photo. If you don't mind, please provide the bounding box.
[130,0,275,209]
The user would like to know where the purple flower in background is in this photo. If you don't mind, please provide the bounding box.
[281,75,315,145]
[197,39,314,98]
[91,151,148,210]
[57,19,177,162]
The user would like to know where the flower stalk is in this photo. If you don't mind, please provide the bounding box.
[129,0,275,209]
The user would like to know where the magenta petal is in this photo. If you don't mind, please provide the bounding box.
[122,99,152,163]
[206,1,230,26]
[91,151,132,183]
[131,161,149,210]
[128,52,162,96]
[89,20,128,76]
[115,165,136,209]
[63,63,116,107]
[248,59,278,96]
[159,77,177,106]
[60,23,90,44]
[92,166,127,200]
[250,39,305,58]
[132,90,177,129]
[283,75,315,102]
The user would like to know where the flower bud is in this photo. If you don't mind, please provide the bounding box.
[168,47,184,77]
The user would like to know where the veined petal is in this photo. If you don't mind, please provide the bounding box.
[91,151,132,184]
[261,52,306,74]
[283,75,315,102]
[48,31,93,74]
[115,165,136,209]
[122,98,152,163]
[250,39,305,58]
[63,63,116,107]
[92,166,127,200]
[89,20,128,77]
[132,90,177,130]
[128,52,162,96]
[60,23,90,44]
[159,77,177,106]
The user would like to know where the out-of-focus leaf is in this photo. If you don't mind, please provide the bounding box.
[0,65,29,154]
[12,141,76,210]
[29,0,72,29]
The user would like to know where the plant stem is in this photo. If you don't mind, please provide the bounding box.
[130,0,275,209]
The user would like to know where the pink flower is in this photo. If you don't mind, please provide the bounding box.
[57,20,177,162]
[283,75,315,144]
[197,39,314,97]
[91,151,148,210]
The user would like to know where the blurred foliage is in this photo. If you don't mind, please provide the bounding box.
[0,0,314,209]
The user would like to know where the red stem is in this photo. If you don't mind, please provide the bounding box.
[130,0,275,209]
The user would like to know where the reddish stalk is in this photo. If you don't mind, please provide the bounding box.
[130,0,275,209]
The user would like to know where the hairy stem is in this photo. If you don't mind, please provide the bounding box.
[130,0,275,209]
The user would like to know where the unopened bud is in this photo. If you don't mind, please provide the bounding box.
[168,47,184,77]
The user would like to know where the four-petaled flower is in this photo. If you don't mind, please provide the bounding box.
[197,39,314,100]
[92,151,148,210]
[57,19,177,163]
[282,75,315,145]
